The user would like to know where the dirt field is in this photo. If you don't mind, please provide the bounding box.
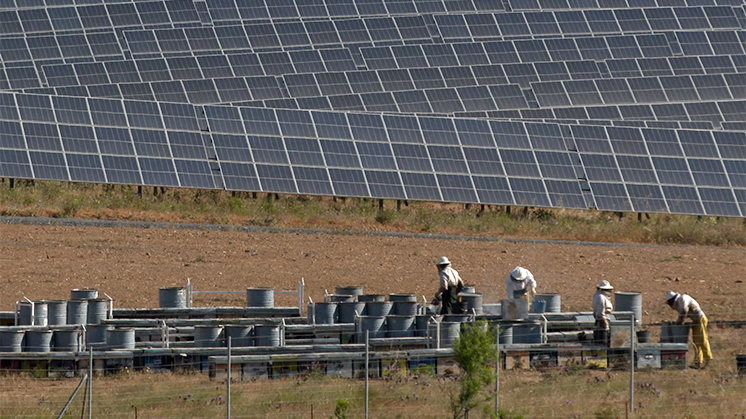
[1,222,743,325]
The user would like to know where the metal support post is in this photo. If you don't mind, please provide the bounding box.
[629,315,635,415]
[365,330,369,419]
[187,278,193,308]
[88,347,93,419]
[227,337,232,419]
[56,374,88,419]
[103,293,113,319]
[299,278,305,317]
[495,323,500,418]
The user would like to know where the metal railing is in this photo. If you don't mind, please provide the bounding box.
[186,278,305,316]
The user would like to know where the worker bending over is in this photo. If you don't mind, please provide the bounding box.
[431,257,465,315]
[506,266,536,306]
[666,291,712,368]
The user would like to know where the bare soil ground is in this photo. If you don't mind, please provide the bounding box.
[1,222,743,326]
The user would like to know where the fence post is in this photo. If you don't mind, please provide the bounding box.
[629,315,635,414]
[495,323,500,418]
[88,346,93,419]
[365,330,369,419]
[227,336,232,419]
[56,374,88,419]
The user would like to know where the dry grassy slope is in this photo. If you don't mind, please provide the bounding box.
[1,223,743,325]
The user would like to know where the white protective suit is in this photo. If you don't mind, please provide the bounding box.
[505,270,536,299]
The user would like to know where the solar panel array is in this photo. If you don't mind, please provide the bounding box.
[0,0,744,217]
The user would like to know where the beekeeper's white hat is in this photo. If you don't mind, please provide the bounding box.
[436,256,451,266]
[510,267,529,281]
[665,291,679,302]
[596,280,614,290]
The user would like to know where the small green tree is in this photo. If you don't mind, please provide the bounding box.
[451,321,496,419]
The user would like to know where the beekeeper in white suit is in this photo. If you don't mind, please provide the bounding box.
[506,266,537,305]
[666,291,712,368]
[592,280,614,346]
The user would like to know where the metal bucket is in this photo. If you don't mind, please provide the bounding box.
[356,316,386,342]
[314,302,338,324]
[534,294,561,313]
[86,299,108,325]
[386,315,415,338]
[443,314,470,323]
[66,300,88,325]
[462,285,476,294]
[614,291,642,325]
[428,322,461,348]
[459,293,483,315]
[513,321,542,344]
[358,295,386,303]
[501,299,529,320]
[71,289,98,300]
[194,325,223,348]
[393,301,418,316]
[365,301,393,317]
[53,328,82,352]
[338,302,366,324]
[254,324,281,347]
[18,302,48,326]
[335,286,364,296]
[107,328,135,350]
[224,325,253,347]
[327,294,355,303]
[660,322,690,344]
[46,300,67,326]
[532,300,547,313]
[86,324,111,348]
[389,293,417,302]
[497,323,513,345]
[0,328,25,352]
[246,288,274,308]
[159,287,187,308]
[25,329,53,352]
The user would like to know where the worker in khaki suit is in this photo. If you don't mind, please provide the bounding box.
[506,266,536,306]
[431,257,465,315]
[666,291,712,368]
[592,280,614,346]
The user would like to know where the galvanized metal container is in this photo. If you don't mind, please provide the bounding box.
[53,328,82,352]
[327,294,355,303]
[533,294,561,313]
[246,288,274,308]
[254,324,281,347]
[365,301,393,317]
[335,286,364,296]
[66,300,88,325]
[314,302,338,324]
[497,322,514,345]
[459,293,483,315]
[107,328,135,350]
[86,299,108,325]
[443,314,470,323]
[358,295,386,303]
[386,315,415,338]
[194,325,223,348]
[356,316,386,342]
[338,302,366,324]
[18,302,48,326]
[159,287,187,308]
[71,289,98,300]
[532,300,547,313]
[224,325,253,347]
[513,321,542,344]
[393,301,418,316]
[0,328,25,352]
[414,315,431,338]
[501,299,529,320]
[428,322,461,348]
[46,300,67,326]
[614,291,642,325]
[25,329,53,352]
[389,293,417,302]
[660,322,690,344]
[86,324,111,348]
[462,285,476,294]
